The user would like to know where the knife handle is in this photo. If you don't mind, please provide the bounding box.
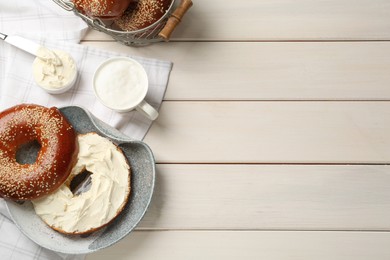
[0,32,7,40]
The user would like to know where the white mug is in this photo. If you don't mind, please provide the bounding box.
[93,57,159,120]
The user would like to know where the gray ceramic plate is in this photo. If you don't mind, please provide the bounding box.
[5,106,155,254]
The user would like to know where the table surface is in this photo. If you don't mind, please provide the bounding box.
[84,1,390,259]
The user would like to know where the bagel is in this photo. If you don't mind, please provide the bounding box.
[0,104,78,201]
[32,133,131,234]
[114,0,172,31]
[73,0,133,19]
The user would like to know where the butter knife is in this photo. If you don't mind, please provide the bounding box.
[0,32,61,65]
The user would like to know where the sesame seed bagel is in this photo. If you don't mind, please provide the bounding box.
[0,104,78,201]
[114,0,172,31]
[73,0,133,19]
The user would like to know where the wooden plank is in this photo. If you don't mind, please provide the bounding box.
[82,0,390,41]
[144,102,390,164]
[83,42,390,100]
[86,230,390,260]
[137,164,390,230]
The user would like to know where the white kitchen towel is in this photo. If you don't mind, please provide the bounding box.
[0,39,172,139]
[0,0,89,258]
[0,1,172,260]
[0,39,173,257]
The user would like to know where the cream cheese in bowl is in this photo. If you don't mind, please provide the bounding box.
[32,48,77,94]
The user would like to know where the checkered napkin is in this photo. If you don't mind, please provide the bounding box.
[0,1,172,259]
[0,40,172,138]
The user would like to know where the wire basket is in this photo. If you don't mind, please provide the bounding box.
[52,0,192,46]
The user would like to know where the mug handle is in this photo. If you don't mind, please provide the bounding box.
[136,100,159,120]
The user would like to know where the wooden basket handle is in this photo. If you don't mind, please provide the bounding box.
[159,0,193,41]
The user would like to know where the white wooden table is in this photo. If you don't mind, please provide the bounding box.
[85,1,390,259]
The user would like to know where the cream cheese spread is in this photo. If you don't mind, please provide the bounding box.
[32,133,131,234]
[32,48,77,91]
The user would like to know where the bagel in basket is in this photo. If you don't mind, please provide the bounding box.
[73,0,133,19]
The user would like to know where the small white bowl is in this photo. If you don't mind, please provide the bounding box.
[32,50,77,94]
